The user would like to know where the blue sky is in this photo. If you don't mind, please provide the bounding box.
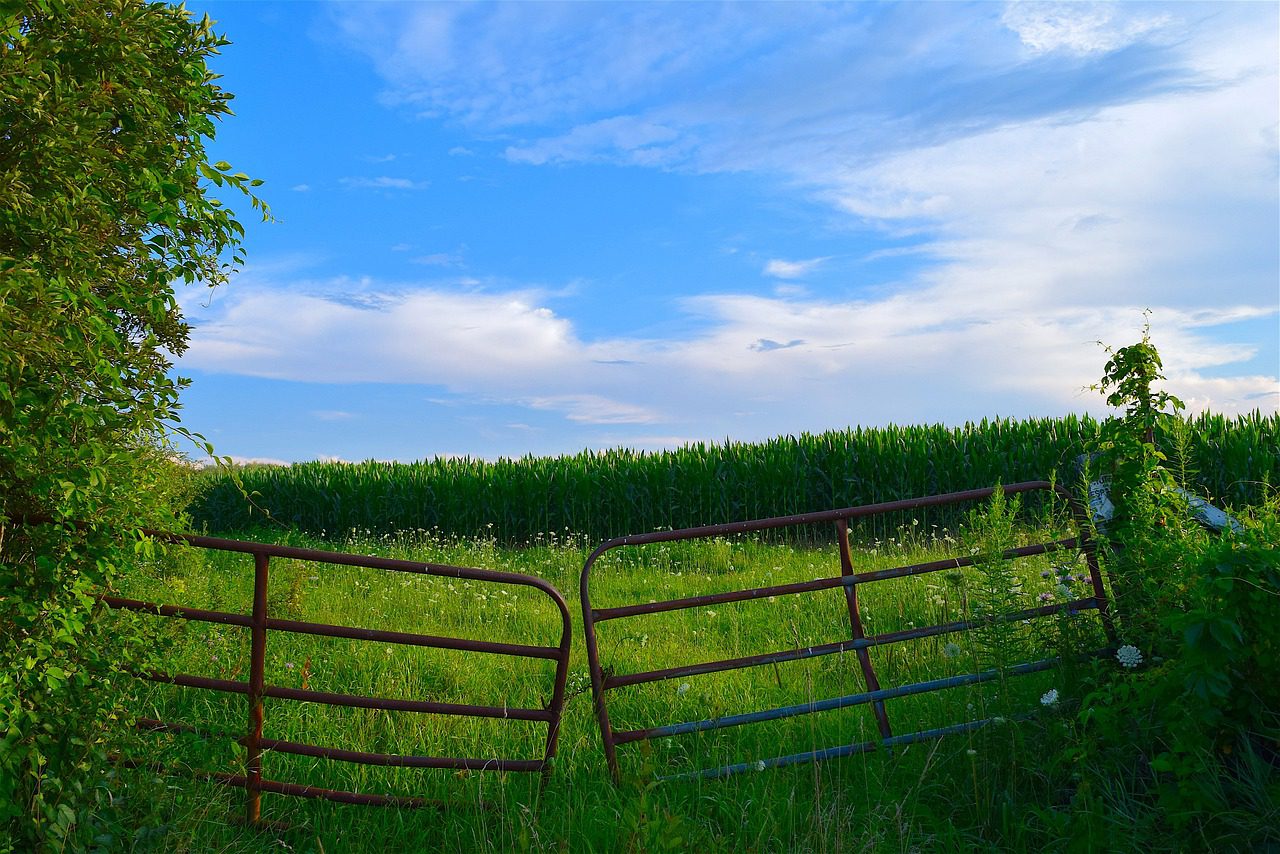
[175,1,1279,464]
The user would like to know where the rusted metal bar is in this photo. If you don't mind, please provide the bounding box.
[202,773,456,810]
[837,519,892,741]
[261,684,554,721]
[245,551,270,825]
[138,671,250,694]
[590,538,1078,623]
[265,616,561,660]
[102,596,253,627]
[586,483,1058,550]
[256,738,542,772]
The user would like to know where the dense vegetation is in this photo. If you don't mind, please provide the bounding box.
[191,412,1278,543]
[0,1,262,848]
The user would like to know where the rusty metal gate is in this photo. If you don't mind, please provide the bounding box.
[580,481,1116,781]
[103,530,572,822]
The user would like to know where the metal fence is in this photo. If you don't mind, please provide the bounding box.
[103,530,573,823]
[579,481,1116,782]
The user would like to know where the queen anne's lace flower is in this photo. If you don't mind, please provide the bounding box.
[1040,688,1059,707]
[1116,644,1143,668]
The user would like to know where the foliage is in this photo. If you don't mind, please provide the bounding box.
[962,485,1030,677]
[0,1,262,848]
[190,412,1280,545]
[1063,327,1280,847]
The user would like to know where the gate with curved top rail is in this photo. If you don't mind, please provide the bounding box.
[100,529,573,823]
[579,481,1116,782]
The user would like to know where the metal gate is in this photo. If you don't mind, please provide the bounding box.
[103,530,572,822]
[579,482,1115,781]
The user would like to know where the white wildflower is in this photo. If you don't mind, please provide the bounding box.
[755,760,767,771]
[677,683,690,696]
[1116,645,1143,668]
[1040,688,1060,707]
[943,642,962,659]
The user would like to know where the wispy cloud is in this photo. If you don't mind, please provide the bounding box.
[506,116,684,166]
[340,176,430,190]
[411,252,462,267]
[527,394,663,425]
[1001,2,1171,55]
[763,257,829,280]
[291,183,311,192]
[311,410,356,421]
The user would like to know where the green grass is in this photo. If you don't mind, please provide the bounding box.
[105,518,1133,852]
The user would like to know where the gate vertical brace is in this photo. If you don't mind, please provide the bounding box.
[244,551,270,825]
[581,546,620,782]
[836,521,893,743]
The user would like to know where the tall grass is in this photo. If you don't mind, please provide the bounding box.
[190,413,1278,544]
[109,519,1124,853]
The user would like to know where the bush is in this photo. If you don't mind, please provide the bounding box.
[0,2,263,848]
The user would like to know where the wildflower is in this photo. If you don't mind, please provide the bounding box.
[1038,592,1054,604]
[677,683,690,696]
[284,661,295,670]
[705,610,717,618]
[1040,569,1052,579]
[1040,688,1060,707]
[1116,645,1143,668]
[966,749,977,757]
[943,642,962,658]
[755,760,767,772]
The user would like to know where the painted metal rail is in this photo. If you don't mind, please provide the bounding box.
[99,530,573,824]
[580,481,1116,782]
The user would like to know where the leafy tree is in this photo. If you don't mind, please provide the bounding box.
[0,1,264,847]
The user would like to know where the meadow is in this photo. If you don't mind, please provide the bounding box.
[107,512,1167,852]
[99,411,1278,852]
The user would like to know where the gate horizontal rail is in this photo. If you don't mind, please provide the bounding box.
[93,528,573,824]
[580,481,1116,781]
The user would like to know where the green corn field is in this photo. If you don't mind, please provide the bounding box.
[190,412,1279,544]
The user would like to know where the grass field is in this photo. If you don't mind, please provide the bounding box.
[104,508,1138,853]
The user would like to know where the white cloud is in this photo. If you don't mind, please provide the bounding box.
[340,176,430,190]
[311,410,356,421]
[763,257,829,280]
[291,183,311,192]
[182,273,1277,441]
[1001,2,1172,55]
[526,394,662,425]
